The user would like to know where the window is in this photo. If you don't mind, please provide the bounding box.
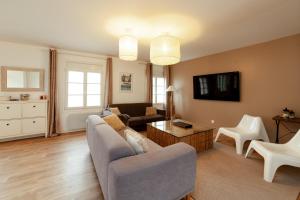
[152,77,166,104]
[67,70,102,108]
[217,75,227,92]
[199,77,208,95]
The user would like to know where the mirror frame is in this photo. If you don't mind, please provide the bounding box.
[1,66,45,92]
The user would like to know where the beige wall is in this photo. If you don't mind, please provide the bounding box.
[171,34,300,142]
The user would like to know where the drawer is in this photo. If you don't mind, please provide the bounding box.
[0,120,22,137]
[22,103,47,118]
[0,104,21,120]
[22,118,46,134]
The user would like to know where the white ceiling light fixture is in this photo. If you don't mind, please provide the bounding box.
[150,34,181,65]
[119,34,138,61]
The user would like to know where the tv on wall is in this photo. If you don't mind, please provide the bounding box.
[193,71,240,101]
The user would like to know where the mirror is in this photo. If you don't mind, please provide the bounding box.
[1,67,44,91]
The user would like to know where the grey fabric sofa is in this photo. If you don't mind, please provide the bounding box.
[86,115,197,200]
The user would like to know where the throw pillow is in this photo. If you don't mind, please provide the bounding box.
[103,114,126,131]
[145,106,157,116]
[125,129,149,154]
[110,107,121,115]
[100,107,112,118]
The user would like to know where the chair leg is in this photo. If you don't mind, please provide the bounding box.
[263,136,270,143]
[235,139,245,155]
[264,158,281,182]
[215,131,222,142]
[259,135,270,143]
[245,141,255,158]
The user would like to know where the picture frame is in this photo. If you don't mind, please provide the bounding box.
[120,72,133,92]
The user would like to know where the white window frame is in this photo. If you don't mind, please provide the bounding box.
[152,76,166,105]
[64,62,105,110]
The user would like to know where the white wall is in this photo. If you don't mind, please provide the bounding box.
[57,55,148,132]
[0,41,149,133]
[0,41,49,99]
[57,51,106,133]
[112,58,147,104]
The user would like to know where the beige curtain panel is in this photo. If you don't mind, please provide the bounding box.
[47,49,58,137]
[104,57,113,107]
[146,63,153,103]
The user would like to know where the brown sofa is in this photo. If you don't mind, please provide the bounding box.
[109,103,166,131]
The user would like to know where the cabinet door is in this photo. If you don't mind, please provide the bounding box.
[22,103,46,118]
[0,120,22,137]
[22,118,46,134]
[0,104,21,120]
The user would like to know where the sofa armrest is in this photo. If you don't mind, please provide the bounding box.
[117,114,131,125]
[157,109,166,117]
[108,143,197,200]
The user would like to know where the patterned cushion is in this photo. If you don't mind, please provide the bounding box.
[125,129,149,154]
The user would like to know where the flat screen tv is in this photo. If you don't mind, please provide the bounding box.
[193,71,240,101]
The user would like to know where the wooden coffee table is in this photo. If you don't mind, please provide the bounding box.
[147,120,214,152]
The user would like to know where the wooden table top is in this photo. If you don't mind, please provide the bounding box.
[148,120,213,138]
[272,115,300,124]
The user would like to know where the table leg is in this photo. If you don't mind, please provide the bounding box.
[275,120,280,144]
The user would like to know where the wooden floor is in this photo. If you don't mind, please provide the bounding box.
[0,132,103,200]
[1,132,299,200]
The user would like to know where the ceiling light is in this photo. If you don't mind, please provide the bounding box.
[150,34,180,65]
[119,35,138,61]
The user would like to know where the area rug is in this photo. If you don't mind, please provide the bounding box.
[192,141,300,200]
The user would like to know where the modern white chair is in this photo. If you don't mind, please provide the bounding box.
[215,114,270,154]
[245,129,300,182]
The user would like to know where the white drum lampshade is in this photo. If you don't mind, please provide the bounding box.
[150,35,180,65]
[119,35,138,61]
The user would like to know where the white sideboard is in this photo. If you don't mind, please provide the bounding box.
[0,100,48,141]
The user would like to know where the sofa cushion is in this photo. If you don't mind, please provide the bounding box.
[120,134,162,153]
[146,106,157,116]
[127,116,146,127]
[143,114,165,123]
[117,127,162,153]
[110,103,152,117]
[103,114,126,131]
[110,107,121,115]
[125,129,149,154]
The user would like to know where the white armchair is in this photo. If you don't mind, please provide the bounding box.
[215,114,270,154]
[245,129,300,182]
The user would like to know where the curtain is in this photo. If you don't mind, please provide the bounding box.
[164,65,171,119]
[47,49,58,137]
[104,57,113,107]
[146,63,153,103]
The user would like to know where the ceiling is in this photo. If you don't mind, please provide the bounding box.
[0,0,299,61]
